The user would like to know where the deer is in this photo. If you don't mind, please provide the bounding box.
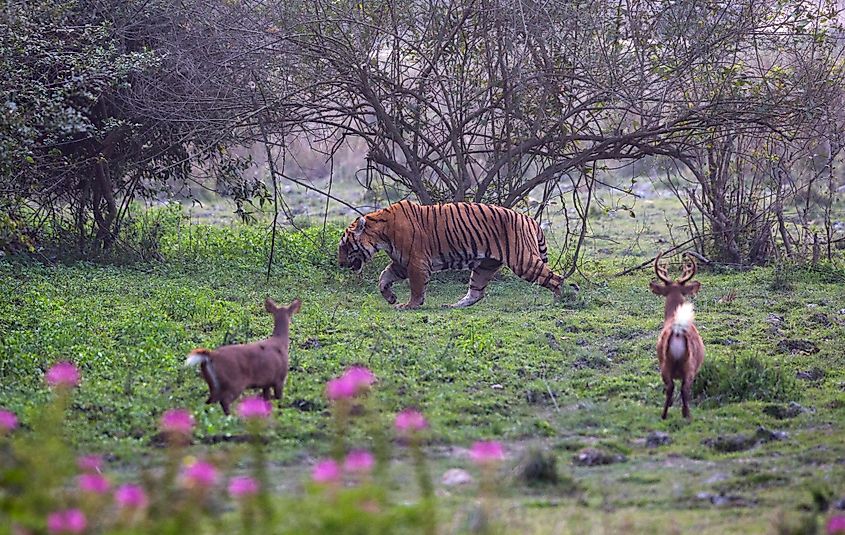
[649,253,704,420]
[185,298,301,415]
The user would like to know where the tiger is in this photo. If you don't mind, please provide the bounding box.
[337,200,576,309]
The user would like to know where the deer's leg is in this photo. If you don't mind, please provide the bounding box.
[396,265,428,310]
[261,387,271,400]
[378,262,407,305]
[446,260,501,308]
[219,389,240,416]
[662,379,675,420]
[273,379,284,404]
[681,378,692,420]
[200,362,219,403]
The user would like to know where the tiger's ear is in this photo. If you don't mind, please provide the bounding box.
[354,216,366,237]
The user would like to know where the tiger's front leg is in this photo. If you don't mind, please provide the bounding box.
[395,265,428,310]
[378,262,406,305]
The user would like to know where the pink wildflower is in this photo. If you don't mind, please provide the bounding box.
[344,366,375,392]
[115,484,149,510]
[45,362,80,388]
[181,459,218,489]
[326,375,356,400]
[311,459,341,484]
[828,516,845,534]
[469,440,505,465]
[344,449,375,474]
[46,509,86,534]
[228,476,260,499]
[326,366,376,400]
[394,409,428,434]
[236,396,272,421]
[77,455,103,473]
[160,409,194,436]
[0,409,17,433]
[78,473,110,494]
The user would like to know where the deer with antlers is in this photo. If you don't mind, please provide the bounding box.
[649,253,704,420]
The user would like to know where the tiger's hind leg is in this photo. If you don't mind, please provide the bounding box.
[445,260,502,308]
[510,256,563,299]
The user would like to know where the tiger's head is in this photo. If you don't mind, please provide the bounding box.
[338,216,379,274]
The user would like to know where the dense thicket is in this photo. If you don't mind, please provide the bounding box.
[1,0,843,265]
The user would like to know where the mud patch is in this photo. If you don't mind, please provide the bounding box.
[796,367,825,381]
[290,398,323,412]
[696,491,756,508]
[645,431,672,448]
[702,426,788,453]
[572,447,626,466]
[762,402,810,419]
[300,337,321,349]
[777,339,819,355]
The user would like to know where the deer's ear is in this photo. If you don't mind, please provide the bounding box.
[354,216,366,237]
[682,281,701,296]
[288,298,302,314]
[649,280,668,296]
[264,298,279,313]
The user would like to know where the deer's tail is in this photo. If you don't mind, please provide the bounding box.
[185,348,219,393]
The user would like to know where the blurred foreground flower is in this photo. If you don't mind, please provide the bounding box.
[469,441,505,465]
[237,396,272,421]
[45,362,80,388]
[78,473,110,494]
[160,409,194,437]
[344,450,375,474]
[326,366,375,400]
[828,515,845,534]
[115,484,149,510]
[46,509,86,534]
[395,409,428,435]
[312,459,341,484]
[181,459,218,489]
[344,366,375,392]
[77,455,103,473]
[228,476,260,499]
[0,409,17,433]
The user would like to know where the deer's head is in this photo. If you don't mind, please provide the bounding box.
[649,253,700,318]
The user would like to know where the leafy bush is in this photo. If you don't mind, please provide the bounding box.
[693,353,800,405]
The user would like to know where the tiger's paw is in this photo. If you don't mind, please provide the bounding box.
[394,302,421,310]
[381,290,398,305]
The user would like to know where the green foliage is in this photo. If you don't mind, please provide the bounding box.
[0,0,264,250]
[693,353,800,405]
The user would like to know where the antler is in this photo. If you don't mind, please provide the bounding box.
[678,253,697,284]
[654,252,673,284]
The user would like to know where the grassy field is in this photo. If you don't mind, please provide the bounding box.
[1,196,844,533]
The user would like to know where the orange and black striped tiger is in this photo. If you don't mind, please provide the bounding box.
[338,200,574,309]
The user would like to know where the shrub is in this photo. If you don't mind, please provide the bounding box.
[693,353,800,405]
[515,448,574,489]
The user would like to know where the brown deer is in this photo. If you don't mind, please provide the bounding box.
[185,298,301,415]
[649,253,704,420]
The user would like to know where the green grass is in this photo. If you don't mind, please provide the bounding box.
[1,198,845,533]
